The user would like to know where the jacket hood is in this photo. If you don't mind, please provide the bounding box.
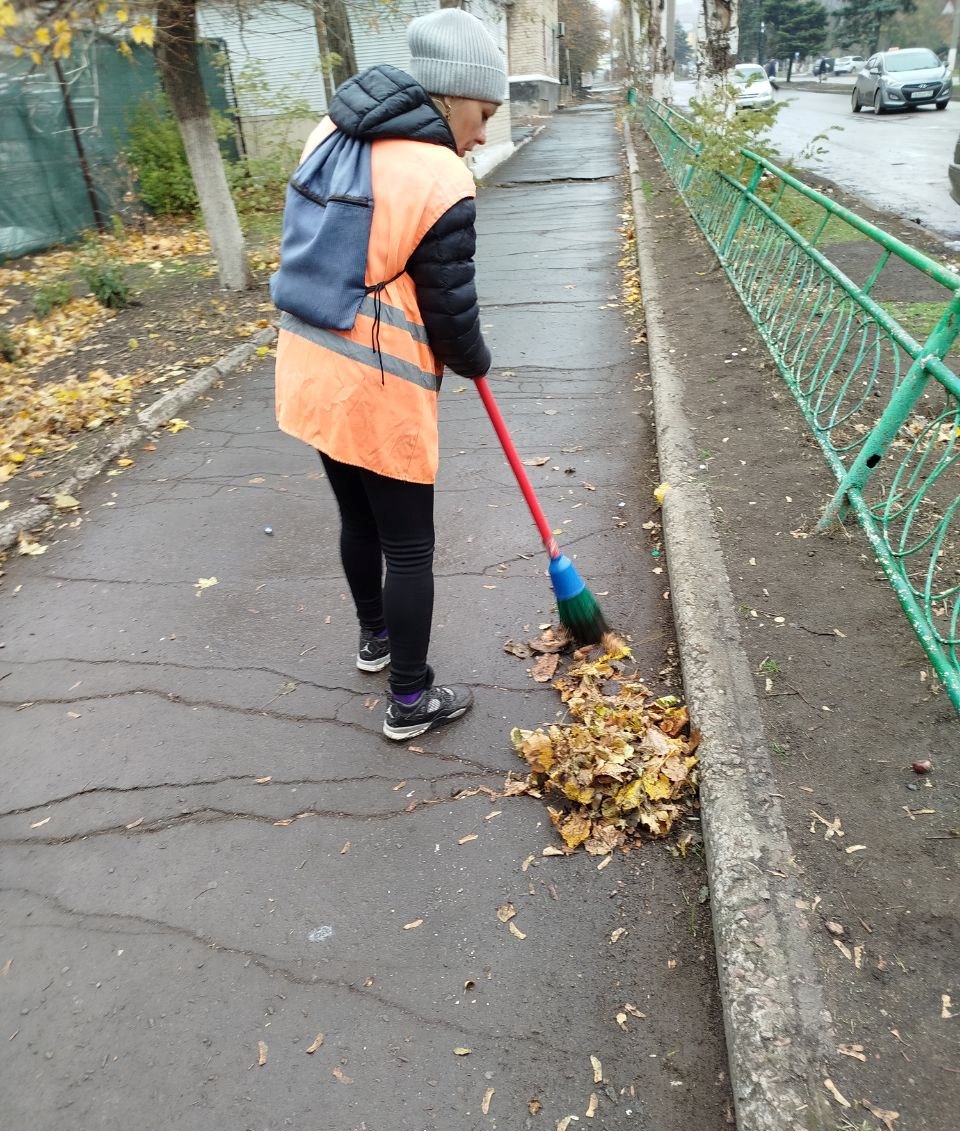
[329,65,456,150]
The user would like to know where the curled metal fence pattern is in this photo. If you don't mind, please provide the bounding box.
[642,98,960,711]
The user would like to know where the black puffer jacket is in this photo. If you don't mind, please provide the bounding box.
[329,66,491,380]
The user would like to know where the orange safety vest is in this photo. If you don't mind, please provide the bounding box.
[275,119,476,484]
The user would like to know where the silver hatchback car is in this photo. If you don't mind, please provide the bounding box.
[851,47,952,114]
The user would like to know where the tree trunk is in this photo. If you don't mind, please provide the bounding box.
[696,0,740,97]
[323,0,358,89]
[652,0,676,102]
[156,0,251,291]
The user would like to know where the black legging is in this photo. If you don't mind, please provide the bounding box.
[319,452,434,695]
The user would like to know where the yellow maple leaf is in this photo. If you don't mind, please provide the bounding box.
[117,39,132,57]
[116,8,128,23]
[165,418,190,433]
[130,21,154,47]
[33,26,50,45]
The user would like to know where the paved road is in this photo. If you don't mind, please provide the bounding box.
[0,107,731,1130]
[675,80,960,240]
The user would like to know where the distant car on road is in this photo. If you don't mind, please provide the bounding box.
[851,48,952,114]
[730,63,775,110]
[834,55,866,75]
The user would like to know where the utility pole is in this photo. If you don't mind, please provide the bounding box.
[950,1,960,76]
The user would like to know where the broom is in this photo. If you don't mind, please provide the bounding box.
[475,376,609,646]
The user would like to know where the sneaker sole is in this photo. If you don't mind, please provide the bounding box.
[356,653,391,672]
[382,706,468,742]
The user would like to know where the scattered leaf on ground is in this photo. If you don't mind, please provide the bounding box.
[531,653,561,683]
[586,1093,598,1118]
[942,993,955,1019]
[861,1100,899,1131]
[257,1040,268,1067]
[194,576,218,593]
[838,1044,866,1062]
[522,854,535,871]
[30,816,51,828]
[504,640,532,658]
[653,482,671,505]
[523,456,550,466]
[453,1047,471,1056]
[458,834,479,845]
[557,1117,579,1131]
[403,919,423,930]
[529,1098,543,1115]
[610,927,627,944]
[332,1066,352,1083]
[52,493,80,510]
[616,1012,628,1030]
[17,533,46,556]
[823,1079,850,1107]
[254,775,272,784]
[305,1033,324,1054]
[509,922,526,940]
[496,903,516,923]
[590,1055,602,1083]
[482,1087,494,1115]
[165,418,191,433]
[340,841,350,854]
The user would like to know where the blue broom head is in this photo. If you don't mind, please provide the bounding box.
[548,554,585,602]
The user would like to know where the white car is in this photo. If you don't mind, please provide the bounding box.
[730,64,775,109]
[834,55,866,75]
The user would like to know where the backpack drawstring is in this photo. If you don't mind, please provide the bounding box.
[365,270,405,387]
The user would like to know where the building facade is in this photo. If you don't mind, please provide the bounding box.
[506,0,561,118]
[198,0,514,179]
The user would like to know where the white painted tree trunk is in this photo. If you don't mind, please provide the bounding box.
[178,115,251,291]
[157,0,251,291]
[651,0,676,103]
[695,0,739,99]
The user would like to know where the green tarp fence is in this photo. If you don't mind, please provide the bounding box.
[0,36,237,261]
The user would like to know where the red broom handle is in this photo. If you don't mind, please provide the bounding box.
[474,376,560,559]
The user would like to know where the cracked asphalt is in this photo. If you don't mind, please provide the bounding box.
[0,106,732,1130]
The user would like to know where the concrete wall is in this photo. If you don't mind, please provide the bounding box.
[506,0,560,123]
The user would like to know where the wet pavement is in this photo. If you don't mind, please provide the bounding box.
[0,106,731,1130]
[674,80,960,240]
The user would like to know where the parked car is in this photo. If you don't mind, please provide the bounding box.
[834,55,866,75]
[851,47,952,113]
[730,63,775,110]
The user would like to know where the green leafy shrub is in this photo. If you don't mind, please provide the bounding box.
[33,278,72,319]
[0,325,19,362]
[82,260,130,309]
[125,93,197,216]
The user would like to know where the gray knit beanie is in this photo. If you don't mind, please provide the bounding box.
[408,8,507,105]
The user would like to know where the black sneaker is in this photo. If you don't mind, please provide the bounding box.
[383,684,474,741]
[357,627,391,672]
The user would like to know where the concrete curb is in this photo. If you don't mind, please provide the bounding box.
[623,124,836,1131]
[0,326,277,553]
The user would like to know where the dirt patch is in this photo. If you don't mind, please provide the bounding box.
[630,122,959,1131]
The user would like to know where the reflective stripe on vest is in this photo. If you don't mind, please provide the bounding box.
[279,311,439,392]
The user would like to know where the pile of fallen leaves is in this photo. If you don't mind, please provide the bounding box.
[0,367,147,483]
[509,635,700,855]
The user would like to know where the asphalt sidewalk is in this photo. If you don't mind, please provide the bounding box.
[0,107,733,1130]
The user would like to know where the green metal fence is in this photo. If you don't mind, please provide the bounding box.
[641,97,960,712]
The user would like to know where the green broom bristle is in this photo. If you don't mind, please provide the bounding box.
[557,585,609,646]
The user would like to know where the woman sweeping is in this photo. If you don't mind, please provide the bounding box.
[273,9,506,740]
